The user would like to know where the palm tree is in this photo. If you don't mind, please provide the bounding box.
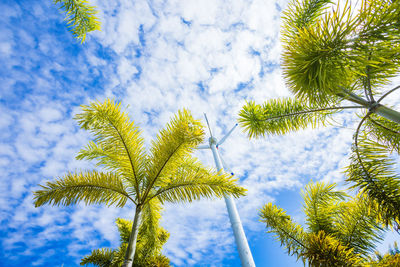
[81,199,170,267]
[53,0,101,42]
[239,0,400,226]
[260,181,385,266]
[33,99,246,267]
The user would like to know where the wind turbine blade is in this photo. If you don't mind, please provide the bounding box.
[196,144,210,149]
[219,153,234,176]
[217,123,238,146]
[204,113,213,137]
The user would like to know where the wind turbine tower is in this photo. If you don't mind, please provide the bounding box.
[198,114,255,267]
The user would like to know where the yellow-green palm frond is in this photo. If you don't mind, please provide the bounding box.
[116,218,132,244]
[149,156,246,203]
[302,182,347,235]
[238,99,353,138]
[304,231,363,266]
[33,171,133,207]
[346,135,400,226]
[144,254,171,267]
[282,0,332,40]
[365,113,400,154]
[282,1,359,105]
[373,254,400,267]
[106,214,170,267]
[111,243,127,266]
[143,109,204,198]
[356,0,400,86]
[54,0,101,43]
[74,99,147,197]
[77,141,127,175]
[335,193,384,257]
[80,248,114,267]
[136,199,168,261]
[260,203,307,261]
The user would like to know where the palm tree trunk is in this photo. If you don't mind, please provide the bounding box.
[374,105,400,124]
[122,205,142,267]
[342,90,400,124]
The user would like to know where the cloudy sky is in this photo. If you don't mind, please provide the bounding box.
[0,0,399,266]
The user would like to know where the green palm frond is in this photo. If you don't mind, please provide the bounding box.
[302,182,347,235]
[116,218,132,244]
[143,254,171,267]
[149,156,246,203]
[260,203,307,261]
[54,0,101,43]
[304,231,363,266]
[282,0,332,40]
[80,248,114,267]
[33,171,133,207]
[111,243,127,266]
[356,0,400,86]
[260,182,388,265]
[346,135,400,226]
[136,199,168,261]
[335,194,384,256]
[96,213,170,267]
[365,113,400,153]
[143,109,204,198]
[76,141,127,174]
[282,1,359,105]
[238,99,351,138]
[74,99,147,198]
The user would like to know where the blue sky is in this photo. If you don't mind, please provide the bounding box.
[0,0,399,266]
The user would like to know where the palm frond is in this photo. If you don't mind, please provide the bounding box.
[80,248,114,267]
[304,231,363,266]
[116,218,132,244]
[260,203,307,261]
[282,0,359,105]
[33,171,133,207]
[111,243,127,267]
[101,214,170,267]
[365,113,400,153]
[149,156,246,203]
[136,199,168,261]
[346,134,400,226]
[74,99,147,199]
[238,99,350,138]
[335,193,384,256]
[143,109,204,199]
[54,0,101,43]
[77,141,127,174]
[302,182,347,235]
[355,0,400,86]
[282,0,332,40]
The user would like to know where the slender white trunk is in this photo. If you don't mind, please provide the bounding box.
[122,205,142,267]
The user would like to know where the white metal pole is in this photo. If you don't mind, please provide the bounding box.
[209,136,256,267]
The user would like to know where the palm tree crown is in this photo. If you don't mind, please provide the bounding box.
[260,182,385,266]
[34,99,246,267]
[239,0,400,227]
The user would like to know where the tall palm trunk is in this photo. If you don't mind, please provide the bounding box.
[122,205,142,267]
[343,90,400,124]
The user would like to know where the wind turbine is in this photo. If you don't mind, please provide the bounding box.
[198,114,255,267]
